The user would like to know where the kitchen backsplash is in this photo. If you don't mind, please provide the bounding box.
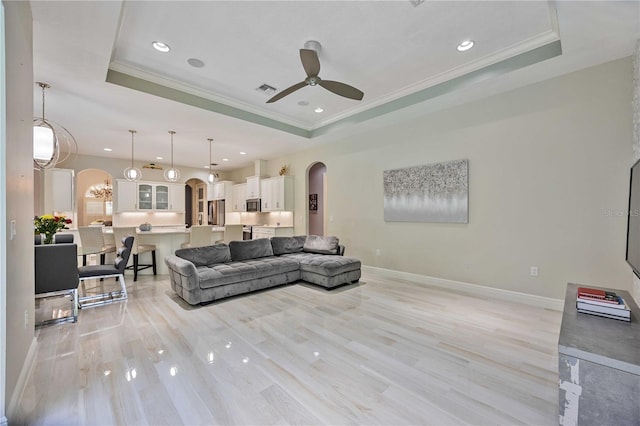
[114,212,185,227]
[226,211,294,227]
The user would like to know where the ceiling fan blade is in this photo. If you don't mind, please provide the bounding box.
[266,81,308,103]
[300,49,320,77]
[318,80,364,101]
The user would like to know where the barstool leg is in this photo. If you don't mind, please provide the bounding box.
[133,254,139,282]
[152,250,157,275]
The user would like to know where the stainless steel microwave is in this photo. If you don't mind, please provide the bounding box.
[246,199,261,212]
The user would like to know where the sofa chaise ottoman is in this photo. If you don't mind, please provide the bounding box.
[164,235,361,305]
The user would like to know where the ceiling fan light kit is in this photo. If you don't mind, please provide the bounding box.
[266,41,364,103]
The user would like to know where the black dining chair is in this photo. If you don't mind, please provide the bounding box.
[77,236,133,308]
[54,233,74,244]
[35,243,80,326]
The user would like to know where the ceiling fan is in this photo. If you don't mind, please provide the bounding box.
[267,41,364,104]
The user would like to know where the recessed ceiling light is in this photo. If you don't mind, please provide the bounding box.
[103,148,112,152]
[152,41,170,53]
[314,107,324,113]
[187,58,205,68]
[239,152,246,155]
[222,158,229,162]
[156,156,163,160]
[457,40,474,52]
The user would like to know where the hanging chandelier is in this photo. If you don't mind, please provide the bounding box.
[123,130,141,181]
[33,82,78,170]
[88,179,113,200]
[164,130,180,182]
[207,138,218,184]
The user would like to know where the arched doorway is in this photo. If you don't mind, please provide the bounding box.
[307,162,327,236]
[185,178,206,227]
[76,169,113,227]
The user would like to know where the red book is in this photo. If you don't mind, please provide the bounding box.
[577,287,618,303]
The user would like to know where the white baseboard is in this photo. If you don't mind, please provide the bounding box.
[6,336,37,421]
[362,265,564,311]
[0,416,7,426]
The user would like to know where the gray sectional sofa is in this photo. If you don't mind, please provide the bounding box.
[164,235,361,305]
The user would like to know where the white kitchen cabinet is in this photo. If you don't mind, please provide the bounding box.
[208,181,233,201]
[169,183,185,212]
[231,183,247,212]
[260,176,294,212]
[252,226,294,240]
[117,180,184,212]
[138,183,170,210]
[44,168,74,212]
[246,176,261,199]
[116,180,138,212]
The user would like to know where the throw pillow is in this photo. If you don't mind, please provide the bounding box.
[229,238,274,261]
[303,235,339,255]
[271,236,306,255]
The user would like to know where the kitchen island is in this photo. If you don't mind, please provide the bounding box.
[60,224,242,275]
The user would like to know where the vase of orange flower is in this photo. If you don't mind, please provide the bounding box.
[34,214,72,244]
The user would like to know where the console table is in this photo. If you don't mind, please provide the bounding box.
[558,283,640,425]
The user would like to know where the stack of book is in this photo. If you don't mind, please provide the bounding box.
[576,287,631,322]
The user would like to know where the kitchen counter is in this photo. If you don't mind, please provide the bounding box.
[252,226,294,239]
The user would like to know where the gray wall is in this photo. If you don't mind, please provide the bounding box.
[263,58,633,301]
[4,0,34,418]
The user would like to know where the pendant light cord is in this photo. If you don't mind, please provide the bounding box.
[169,130,176,169]
[129,130,136,168]
[208,138,213,173]
[36,82,50,121]
[41,84,46,121]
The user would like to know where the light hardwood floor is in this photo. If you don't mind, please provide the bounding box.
[16,270,562,425]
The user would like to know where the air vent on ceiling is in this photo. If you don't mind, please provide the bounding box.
[256,84,277,95]
[409,0,425,6]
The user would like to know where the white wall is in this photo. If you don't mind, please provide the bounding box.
[3,1,34,419]
[264,58,632,301]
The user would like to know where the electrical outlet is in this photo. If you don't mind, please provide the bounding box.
[10,220,16,240]
[530,266,539,277]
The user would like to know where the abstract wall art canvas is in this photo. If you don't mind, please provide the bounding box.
[383,159,468,223]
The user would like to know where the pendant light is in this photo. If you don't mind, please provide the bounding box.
[164,130,180,182]
[207,138,218,184]
[123,130,141,181]
[33,82,78,170]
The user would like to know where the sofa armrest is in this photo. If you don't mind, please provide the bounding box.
[338,245,345,256]
[164,255,201,305]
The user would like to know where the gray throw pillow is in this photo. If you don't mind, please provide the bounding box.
[229,238,274,261]
[271,236,306,255]
[175,243,231,266]
[303,235,339,255]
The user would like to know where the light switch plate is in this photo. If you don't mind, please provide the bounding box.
[10,220,16,240]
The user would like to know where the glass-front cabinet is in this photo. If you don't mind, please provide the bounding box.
[137,183,169,210]
[155,185,169,210]
[116,180,185,213]
[138,183,153,210]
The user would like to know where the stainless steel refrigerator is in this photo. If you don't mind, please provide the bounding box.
[208,200,225,226]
